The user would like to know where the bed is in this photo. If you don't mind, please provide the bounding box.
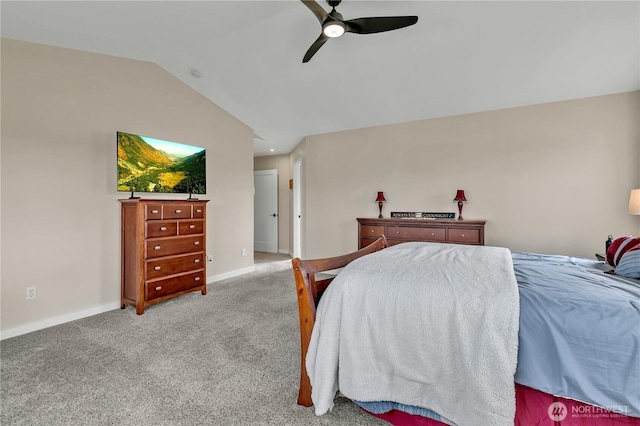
[291,237,640,425]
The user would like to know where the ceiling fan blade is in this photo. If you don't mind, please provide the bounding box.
[303,33,329,63]
[345,16,418,34]
[300,0,327,24]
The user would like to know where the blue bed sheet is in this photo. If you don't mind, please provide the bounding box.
[356,251,640,420]
[513,252,640,417]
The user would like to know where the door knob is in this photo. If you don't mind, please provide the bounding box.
[271,214,278,217]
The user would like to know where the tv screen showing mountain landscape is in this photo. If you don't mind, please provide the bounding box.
[117,131,206,194]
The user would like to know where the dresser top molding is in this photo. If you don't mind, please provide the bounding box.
[119,198,209,203]
[357,217,486,226]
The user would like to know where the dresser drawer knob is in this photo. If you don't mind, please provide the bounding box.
[194,277,200,281]
[175,209,182,213]
[154,245,161,250]
[154,266,161,271]
[461,234,465,237]
[196,209,202,213]
[370,230,375,233]
[151,209,159,214]
[194,259,200,263]
[431,232,435,236]
[194,241,200,246]
[160,227,167,231]
[155,286,162,291]
[396,231,400,234]
[189,225,196,229]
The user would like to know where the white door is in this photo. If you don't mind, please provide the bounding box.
[254,169,278,253]
[293,160,302,258]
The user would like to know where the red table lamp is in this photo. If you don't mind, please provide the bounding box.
[375,192,386,218]
[453,190,467,220]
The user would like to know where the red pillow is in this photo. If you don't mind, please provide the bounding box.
[607,236,640,266]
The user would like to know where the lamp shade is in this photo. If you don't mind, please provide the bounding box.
[629,189,640,215]
[453,190,467,202]
[375,192,386,202]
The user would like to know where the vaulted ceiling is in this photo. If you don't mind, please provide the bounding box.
[2,1,639,156]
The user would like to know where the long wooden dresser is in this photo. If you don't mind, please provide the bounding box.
[357,217,486,249]
[120,199,209,314]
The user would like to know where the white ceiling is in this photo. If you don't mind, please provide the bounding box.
[2,1,639,156]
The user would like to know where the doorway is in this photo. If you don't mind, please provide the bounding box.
[254,169,278,253]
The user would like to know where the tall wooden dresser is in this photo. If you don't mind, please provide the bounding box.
[120,199,209,314]
[358,217,486,249]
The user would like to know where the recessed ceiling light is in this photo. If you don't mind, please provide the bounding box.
[190,69,203,78]
[269,148,275,152]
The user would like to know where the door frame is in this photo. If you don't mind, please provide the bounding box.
[293,159,302,258]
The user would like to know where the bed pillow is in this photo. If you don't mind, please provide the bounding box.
[606,236,640,266]
[614,245,640,279]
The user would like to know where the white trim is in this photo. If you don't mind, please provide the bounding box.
[207,265,255,283]
[0,302,121,341]
[293,158,302,259]
[279,249,293,257]
[1,266,258,340]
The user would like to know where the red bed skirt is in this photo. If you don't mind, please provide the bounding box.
[365,384,639,426]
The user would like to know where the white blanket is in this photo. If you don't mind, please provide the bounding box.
[306,242,520,426]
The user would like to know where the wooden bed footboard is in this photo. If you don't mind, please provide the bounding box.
[291,236,388,406]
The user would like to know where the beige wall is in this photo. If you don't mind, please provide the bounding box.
[1,39,255,336]
[296,91,640,259]
[253,154,291,254]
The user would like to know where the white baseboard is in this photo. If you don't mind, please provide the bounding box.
[0,302,122,341]
[1,266,258,341]
[279,249,293,257]
[207,265,255,283]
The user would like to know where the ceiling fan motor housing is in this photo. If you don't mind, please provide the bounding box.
[327,0,342,7]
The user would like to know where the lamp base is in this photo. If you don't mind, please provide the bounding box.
[457,201,464,220]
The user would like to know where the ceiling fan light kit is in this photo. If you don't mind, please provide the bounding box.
[323,22,345,38]
[300,0,418,63]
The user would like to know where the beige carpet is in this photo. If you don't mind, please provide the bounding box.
[1,253,386,425]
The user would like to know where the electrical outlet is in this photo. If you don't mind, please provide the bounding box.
[241,248,247,257]
[206,255,213,263]
[26,287,37,300]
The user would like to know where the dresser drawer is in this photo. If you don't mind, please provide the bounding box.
[146,221,178,238]
[193,205,206,218]
[145,236,204,258]
[146,270,205,301]
[388,226,446,242]
[145,204,163,220]
[361,225,385,237]
[179,220,204,235]
[448,228,480,244]
[163,204,192,219]
[146,253,204,280]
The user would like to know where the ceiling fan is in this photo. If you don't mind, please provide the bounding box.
[300,0,418,63]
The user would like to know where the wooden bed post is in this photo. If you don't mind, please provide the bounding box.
[291,257,316,406]
[291,236,388,407]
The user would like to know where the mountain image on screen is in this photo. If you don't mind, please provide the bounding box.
[117,132,206,194]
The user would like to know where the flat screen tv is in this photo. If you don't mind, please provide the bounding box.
[117,131,206,197]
